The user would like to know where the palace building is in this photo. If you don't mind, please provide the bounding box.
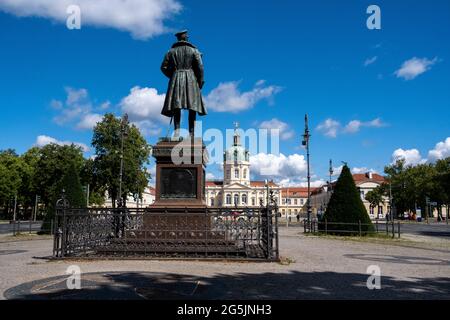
[206,126,281,208]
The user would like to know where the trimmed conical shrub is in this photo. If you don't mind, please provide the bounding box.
[319,164,374,235]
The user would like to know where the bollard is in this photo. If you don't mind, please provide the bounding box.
[397,221,401,238]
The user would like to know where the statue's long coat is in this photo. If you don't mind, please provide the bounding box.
[160,41,207,117]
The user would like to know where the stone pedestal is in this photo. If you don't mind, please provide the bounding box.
[151,137,208,209]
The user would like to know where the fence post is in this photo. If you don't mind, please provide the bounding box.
[358,220,362,237]
[17,220,21,235]
[51,219,54,235]
[392,220,395,238]
[386,220,388,236]
[29,218,32,234]
[375,219,378,233]
[397,221,400,238]
[325,219,327,235]
[12,221,16,236]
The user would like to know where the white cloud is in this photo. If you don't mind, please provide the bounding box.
[204,80,282,113]
[258,118,294,140]
[343,120,362,133]
[317,117,386,137]
[0,0,182,40]
[35,135,89,152]
[205,172,216,180]
[77,113,103,130]
[391,148,425,166]
[343,117,386,133]
[364,56,377,66]
[250,153,307,184]
[278,178,326,188]
[316,118,341,138]
[119,86,168,136]
[428,137,450,162]
[52,87,109,130]
[351,167,377,174]
[394,57,438,80]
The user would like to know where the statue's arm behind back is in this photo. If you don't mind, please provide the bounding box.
[160,52,173,78]
[193,50,204,89]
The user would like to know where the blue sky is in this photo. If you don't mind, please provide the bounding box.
[0,0,449,186]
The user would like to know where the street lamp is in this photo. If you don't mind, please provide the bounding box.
[302,114,312,223]
[118,113,129,208]
[329,159,333,193]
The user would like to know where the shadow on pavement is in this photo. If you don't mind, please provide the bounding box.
[4,270,450,300]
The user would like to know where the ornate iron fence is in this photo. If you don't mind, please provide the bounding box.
[53,205,279,261]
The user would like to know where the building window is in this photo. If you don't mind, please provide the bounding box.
[294,199,298,205]
[378,206,383,215]
[234,169,239,178]
[242,194,247,204]
[234,150,238,161]
[282,198,286,205]
[370,206,374,215]
[252,197,256,206]
[210,198,215,206]
[243,169,247,179]
[226,194,231,205]
[300,199,304,205]
[234,194,239,206]
[226,169,230,179]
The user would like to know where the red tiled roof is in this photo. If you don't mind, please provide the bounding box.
[352,173,385,184]
[281,187,319,197]
[206,180,223,187]
[250,180,278,187]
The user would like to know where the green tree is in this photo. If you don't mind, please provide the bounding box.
[33,143,85,211]
[92,113,151,207]
[18,147,41,219]
[80,158,105,206]
[320,164,374,235]
[0,150,23,219]
[433,157,450,221]
[365,186,385,211]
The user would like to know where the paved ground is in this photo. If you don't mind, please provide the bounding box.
[0,228,449,300]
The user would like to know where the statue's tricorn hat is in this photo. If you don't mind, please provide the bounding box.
[175,29,188,37]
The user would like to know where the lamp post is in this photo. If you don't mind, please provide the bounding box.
[329,159,333,193]
[13,194,17,222]
[302,114,312,224]
[118,113,129,208]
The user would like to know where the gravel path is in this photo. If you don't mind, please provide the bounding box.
[0,229,449,299]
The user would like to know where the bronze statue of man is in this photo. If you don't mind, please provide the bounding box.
[160,30,207,137]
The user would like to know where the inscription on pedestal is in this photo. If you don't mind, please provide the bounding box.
[160,167,197,199]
